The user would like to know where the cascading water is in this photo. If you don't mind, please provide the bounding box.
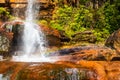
[23,0,46,57]
[12,0,55,62]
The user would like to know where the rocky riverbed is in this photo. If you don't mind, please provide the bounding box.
[0,61,120,80]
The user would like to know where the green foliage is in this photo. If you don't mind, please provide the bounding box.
[0,8,8,14]
[50,5,93,39]
[92,1,120,41]
[37,20,48,25]
[0,7,11,21]
[104,2,120,33]
[50,0,120,43]
[92,4,110,42]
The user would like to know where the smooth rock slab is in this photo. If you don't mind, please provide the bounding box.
[0,61,102,80]
[1,61,120,80]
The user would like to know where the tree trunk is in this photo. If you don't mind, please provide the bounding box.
[92,0,99,9]
[76,0,79,7]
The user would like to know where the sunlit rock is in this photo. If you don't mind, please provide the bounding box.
[49,45,114,61]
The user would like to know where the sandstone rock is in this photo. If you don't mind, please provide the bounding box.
[72,31,97,43]
[49,45,114,61]
[105,28,120,54]
[0,61,98,80]
[76,61,107,80]
[40,24,62,47]
[1,61,120,80]
[46,35,61,47]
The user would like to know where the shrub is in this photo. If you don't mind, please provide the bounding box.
[50,5,93,39]
[0,7,11,21]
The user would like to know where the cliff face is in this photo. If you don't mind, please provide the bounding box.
[10,0,55,20]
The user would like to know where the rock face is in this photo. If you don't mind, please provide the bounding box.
[0,21,24,56]
[0,21,62,56]
[105,28,120,54]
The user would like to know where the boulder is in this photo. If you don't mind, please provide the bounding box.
[40,24,62,47]
[105,28,120,54]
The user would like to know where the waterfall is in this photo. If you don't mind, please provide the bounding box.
[12,0,55,62]
[23,0,46,57]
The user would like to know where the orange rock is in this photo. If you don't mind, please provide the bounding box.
[40,24,61,38]
[76,61,107,80]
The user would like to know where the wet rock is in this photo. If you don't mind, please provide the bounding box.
[10,22,24,52]
[76,61,107,80]
[1,61,120,80]
[0,62,98,80]
[49,46,84,56]
[0,21,24,55]
[105,28,120,54]
[49,46,113,61]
